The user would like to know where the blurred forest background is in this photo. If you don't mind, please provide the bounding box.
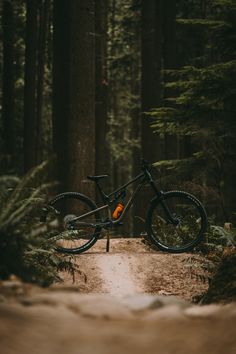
[0,0,236,283]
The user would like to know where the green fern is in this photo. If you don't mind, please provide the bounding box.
[0,161,77,286]
[204,224,236,251]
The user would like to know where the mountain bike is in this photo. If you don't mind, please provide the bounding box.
[41,159,208,254]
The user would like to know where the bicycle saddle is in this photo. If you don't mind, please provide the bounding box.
[87,175,109,182]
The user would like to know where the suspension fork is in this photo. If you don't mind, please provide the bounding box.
[159,198,179,225]
[147,171,179,225]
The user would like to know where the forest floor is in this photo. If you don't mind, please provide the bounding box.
[62,238,209,301]
[0,238,236,354]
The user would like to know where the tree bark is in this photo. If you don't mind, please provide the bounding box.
[67,0,95,198]
[52,0,70,189]
[95,0,109,184]
[109,0,118,192]
[36,0,51,164]
[23,0,38,172]
[131,0,142,236]
[163,0,177,160]
[53,0,96,198]
[141,0,163,161]
[133,0,163,235]
[2,0,15,160]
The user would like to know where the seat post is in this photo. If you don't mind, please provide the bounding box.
[95,181,110,204]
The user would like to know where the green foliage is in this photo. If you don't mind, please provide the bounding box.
[0,161,76,286]
[204,224,236,252]
[182,255,216,288]
[0,0,53,174]
[150,0,236,223]
[183,223,236,300]
[107,0,141,169]
[200,251,236,304]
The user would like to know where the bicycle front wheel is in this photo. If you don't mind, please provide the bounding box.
[146,191,207,253]
[46,192,102,254]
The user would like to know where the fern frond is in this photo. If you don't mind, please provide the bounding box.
[0,182,53,228]
[0,161,49,222]
[0,162,76,285]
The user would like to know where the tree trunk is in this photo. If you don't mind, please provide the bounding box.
[141,0,163,160]
[2,0,15,161]
[109,0,118,193]
[67,0,95,198]
[163,0,177,161]
[131,0,142,236]
[23,0,38,172]
[36,0,50,164]
[133,0,163,235]
[52,0,70,189]
[95,0,109,200]
[53,0,96,198]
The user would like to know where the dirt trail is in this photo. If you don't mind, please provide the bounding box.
[63,238,208,301]
[1,238,236,354]
[96,254,143,295]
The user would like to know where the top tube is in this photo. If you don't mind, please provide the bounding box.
[97,159,151,202]
[108,172,145,198]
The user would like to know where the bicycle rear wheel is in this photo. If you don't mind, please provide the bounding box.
[46,192,102,254]
[146,191,207,253]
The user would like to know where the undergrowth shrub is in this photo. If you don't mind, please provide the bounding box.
[204,223,236,250]
[0,161,77,286]
[183,224,236,302]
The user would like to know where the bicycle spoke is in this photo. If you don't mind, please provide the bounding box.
[45,193,103,253]
[147,191,207,252]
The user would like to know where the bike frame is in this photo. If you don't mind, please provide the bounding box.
[70,164,177,227]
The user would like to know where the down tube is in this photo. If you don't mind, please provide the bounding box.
[113,180,145,224]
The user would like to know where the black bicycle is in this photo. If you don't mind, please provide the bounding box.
[41,159,208,254]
